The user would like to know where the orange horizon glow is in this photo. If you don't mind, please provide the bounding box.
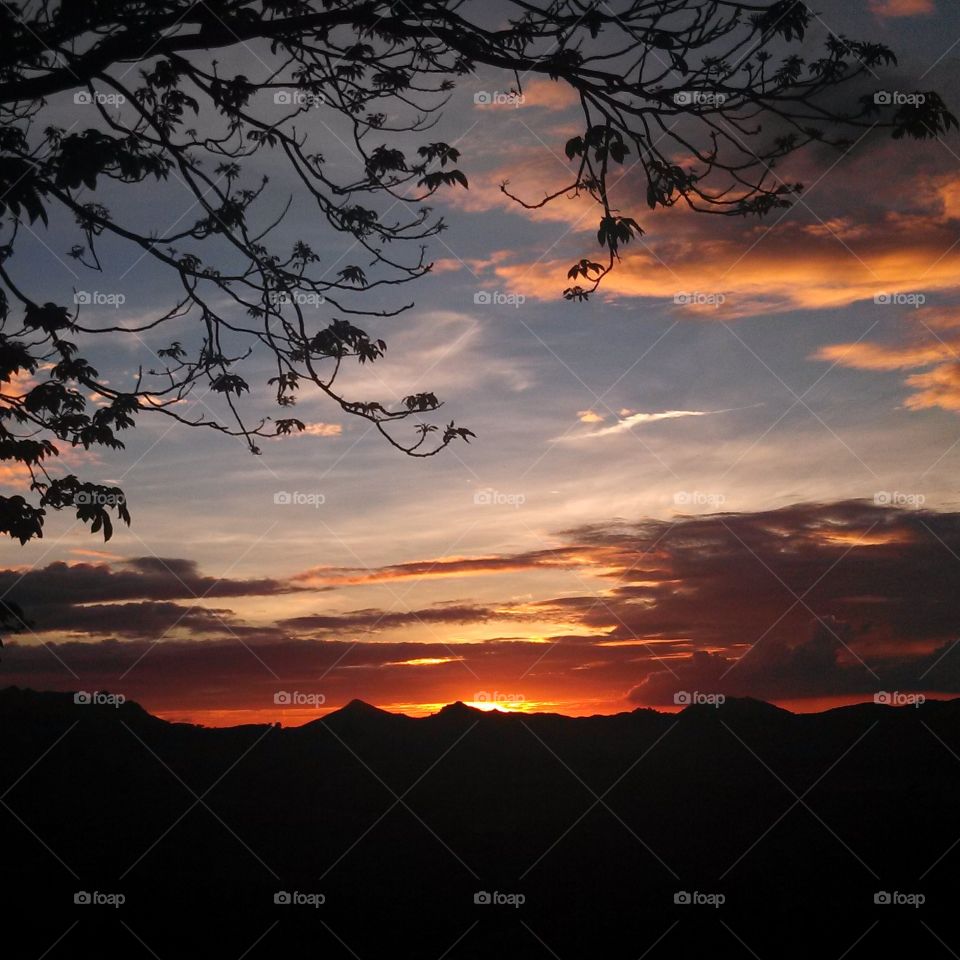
[149,690,956,728]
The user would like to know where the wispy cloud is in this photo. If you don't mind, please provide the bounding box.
[561,406,755,441]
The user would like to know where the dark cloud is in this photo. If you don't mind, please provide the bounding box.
[3,502,959,714]
[292,547,587,586]
[0,557,307,609]
[31,601,244,638]
[548,500,960,659]
[278,603,514,633]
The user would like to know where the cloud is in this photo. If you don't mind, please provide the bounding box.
[814,305,960,412]
[562,409,715,440]
[472,77,578,112]
[31,601,245,638]
[277,603,517,635]
[274,422,342,438]
[493,216,960,317]
[450,114,960,318]
[543,502,960,676]
[329,310,535,399]
[292,547,592,587]
[5,503,960,715]
[869,0,935,17]
[0,557,307,611]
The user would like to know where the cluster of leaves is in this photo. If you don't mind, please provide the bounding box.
[499,0,953,299]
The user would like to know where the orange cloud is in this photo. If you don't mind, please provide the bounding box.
[577,410,604,423]
[520,77,579,112]
[472,76,578,112]
[869,0,935,16]
[300,422,342,437]
[494,219,960,317]
[0,462,32,485]
[293,547,611,587]
[814,307,960,412]
[815,339,955,372]
[449,120,960,318]
[904,363,960,411]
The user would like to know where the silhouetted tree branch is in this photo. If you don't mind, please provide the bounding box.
[0,0,951,541]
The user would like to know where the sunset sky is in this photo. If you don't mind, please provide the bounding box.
[2,0,960,725]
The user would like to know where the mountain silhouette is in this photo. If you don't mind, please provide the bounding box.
[3,686,957,957]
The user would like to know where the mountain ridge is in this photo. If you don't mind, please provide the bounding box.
[3,685,954,729]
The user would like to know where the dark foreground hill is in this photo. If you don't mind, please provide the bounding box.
[2,687,959,958]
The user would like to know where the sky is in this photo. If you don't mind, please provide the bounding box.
[2,0,960,725]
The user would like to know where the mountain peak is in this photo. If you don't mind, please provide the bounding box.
[335,698,391,717]
[681,695,793,720]
[435,700,482,718]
